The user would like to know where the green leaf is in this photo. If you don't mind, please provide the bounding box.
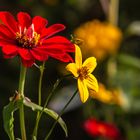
[3,101,19,140]
[23,97,68,137]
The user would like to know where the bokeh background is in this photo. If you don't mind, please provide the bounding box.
[0,0,140,140]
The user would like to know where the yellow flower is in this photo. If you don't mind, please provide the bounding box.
[74,20,122,60]
[90,83,129,109]
[90,83,113,104]
[66,45,98,103]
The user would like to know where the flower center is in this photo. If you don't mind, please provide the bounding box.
[16,24,40,49]
[78,66,89,80]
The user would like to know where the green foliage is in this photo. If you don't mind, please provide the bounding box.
[3,97,68,140]
[3,101,19,140]
[23,97,68,137]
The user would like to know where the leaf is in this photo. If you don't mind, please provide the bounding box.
[23,97,68,137]
[3,101,19,140]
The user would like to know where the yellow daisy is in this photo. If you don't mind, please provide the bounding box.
[66,45,98,103]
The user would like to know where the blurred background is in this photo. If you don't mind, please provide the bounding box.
[0,0,140,140]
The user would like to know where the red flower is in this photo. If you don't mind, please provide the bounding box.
[0,12,74,67]
[83,118,122,140]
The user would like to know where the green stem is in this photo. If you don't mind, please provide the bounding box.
[18,63,27,140]
[42,74,72,112]
[108,0,119,25]
[32,61,45,139]
[32,78,62,140]
[44,89,78,140]
[38,62,45,107]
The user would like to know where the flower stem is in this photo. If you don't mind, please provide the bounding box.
[38,62,45,106]
[32,78,62,140]
[44,89,78,140]
[108,0,119,25]
[18,63,27,140]
[32,61,45,139]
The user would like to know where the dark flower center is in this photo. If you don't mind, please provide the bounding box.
[78,66,89,80]
[16,24,40,49]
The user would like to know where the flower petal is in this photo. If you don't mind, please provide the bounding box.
[0,11,18,33]
[0,24,15,39]
[30,48,48,61]
[18,48,33,60]
[41,24,65,39]
[83,57,97,73]
[0,39,15,46]
[78,79,89,103]
[21,58,35,67]
[2,45,18,58]
[42,36,75,52]
[86,74,98,92]
[17,12,32,30]
[35,43,74,62]
[66,63,78,77]
[32,16,48,33]
[47,52,73,62]
[75,45,82,69]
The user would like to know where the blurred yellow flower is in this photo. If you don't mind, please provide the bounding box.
[74,20,122,60]
[90,83,129,108]
[66,45,98,103]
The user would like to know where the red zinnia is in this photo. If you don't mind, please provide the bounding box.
[0,12,75,67]
[83,118,122,140]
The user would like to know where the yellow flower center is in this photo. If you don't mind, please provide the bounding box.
[16,32,40,48]
[16,24,40,49]
[78,66,89,80]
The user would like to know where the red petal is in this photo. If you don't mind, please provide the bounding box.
[37,46,73,62]
[47,51,73,62]
[2,45,18,56]
[30,48,48,61]
[17,12,31,30]
[32,16,48,33]
[41,24,65,39]
[0,12,18,33]
[0,24,15,39]
[42,36,75,52]
[21,58,35,67]
[18,48,33,60]
[0,39,15,46]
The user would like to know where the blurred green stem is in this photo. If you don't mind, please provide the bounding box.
[18,63,27,140]
[108,0,119,25]
[44,89,78,140]
[32,61,45,139]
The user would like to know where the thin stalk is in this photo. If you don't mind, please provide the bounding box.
[18,63,27,140]
[32,74,72,140]
[38,62,45,107]
[32,77,64,140]
[44,89,78,140]
[32,61,45,139]
[108,0,119,26]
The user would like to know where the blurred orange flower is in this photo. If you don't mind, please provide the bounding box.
[74,20,122,60]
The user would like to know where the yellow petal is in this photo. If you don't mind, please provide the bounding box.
[66,63,78,77]
[78,79,89,103]
[75,44,82,69]
[86,74,98,92]
[83,57,97,73]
